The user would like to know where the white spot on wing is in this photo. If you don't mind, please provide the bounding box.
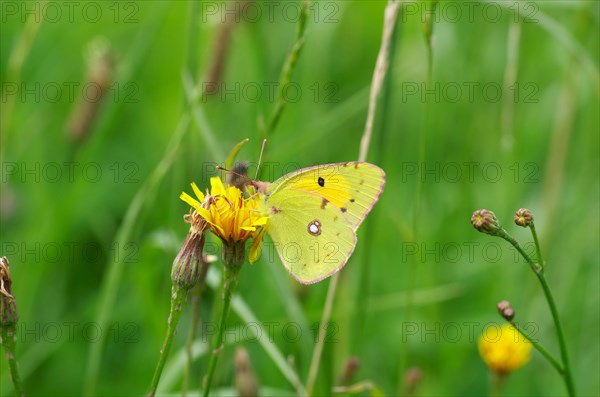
[308,220,322,236]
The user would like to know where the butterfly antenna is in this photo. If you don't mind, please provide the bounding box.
[254,138,267,180]
[216,165,250,183]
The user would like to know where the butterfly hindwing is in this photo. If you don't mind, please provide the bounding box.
[265,188,356,284]
[267,162,385,231]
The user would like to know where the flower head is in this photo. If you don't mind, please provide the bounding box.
[514,208,533,228]
[478,324,532,375]
[180,177,268,265]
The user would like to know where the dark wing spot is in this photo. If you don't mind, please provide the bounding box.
[318,177,325,187]
[336,232,340,237]
[343,162,349,167]
[341,207,347,213]
[350,198,355,203]
[359,179,364,185]
[334,216,338,221]
[354,163,359,169]
[321,198,329,209]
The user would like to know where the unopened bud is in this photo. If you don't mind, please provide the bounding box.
[338,356,360,386]
[0,257,18,327]
[497,300,515,321]
[171,213,207,290]
[403,367,423,395]
[234,346,259,397]
[471,209,502,236]
[514,208,533,227]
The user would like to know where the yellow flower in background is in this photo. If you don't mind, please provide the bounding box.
[478,324,532,375]
[180,177,269,262]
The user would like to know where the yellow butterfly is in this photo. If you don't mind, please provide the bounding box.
[252,162,385,284]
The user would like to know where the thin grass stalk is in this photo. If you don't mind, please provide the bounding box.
[399,1,438,393]
[82,5,176,393]
[353,2,402,349]
[307,1,402,395]
[500,19,521,151]
[264,0,311,137]
[494,0,599,93]
[306,274,339,396]
[84,114,191,394]
[0,0,44,159]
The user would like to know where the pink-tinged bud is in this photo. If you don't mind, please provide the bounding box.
[514,208,534,227]
[171,213,208,290]
[471,209,502,235]
[234,347,259,397]
[497,300,515,321]
[0,256,18,327]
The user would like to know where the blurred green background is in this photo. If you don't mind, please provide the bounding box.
[1,1,598,396]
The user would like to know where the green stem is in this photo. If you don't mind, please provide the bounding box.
[1,326,24,397]
[529,223,545,271]
[264,0,310,138]
[535,273,576,396]
[203,263,240,397]
[182,259,210,395]
[182,284,200,396]
[509,321,563,375]
[498,232,576,396]
[490,372,506,397]
[306,273,339,396]
[148,286,188,397]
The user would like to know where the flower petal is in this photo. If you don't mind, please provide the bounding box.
[249,229,266,263]
[180,192,201,210]
[191,182,205,202]
[210,177,226,196]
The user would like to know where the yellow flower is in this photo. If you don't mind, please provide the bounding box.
[180,177,269,263]
[478,324,532,375]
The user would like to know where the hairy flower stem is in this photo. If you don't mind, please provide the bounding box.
[148,286,188,397]
[529,222,545,270]
[203,249,242,397]
[509,321,563,375]
[498,231,575,396]
[1,325,23,397]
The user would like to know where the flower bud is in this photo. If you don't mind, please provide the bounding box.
[403,367,423,395]
[497,300,515,321]
[514,208,533,227]
[234,346,259,397]
[0,257,18,327]
[471,209,502,236]
[338,356,360,386]
[502,307,515,321]
[171,214,207,290]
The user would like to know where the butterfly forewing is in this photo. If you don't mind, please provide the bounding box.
[267,162,386,231]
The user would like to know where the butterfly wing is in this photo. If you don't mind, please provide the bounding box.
[264,162,385,284]
[267,162,386,231]
[265,188,357,284]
